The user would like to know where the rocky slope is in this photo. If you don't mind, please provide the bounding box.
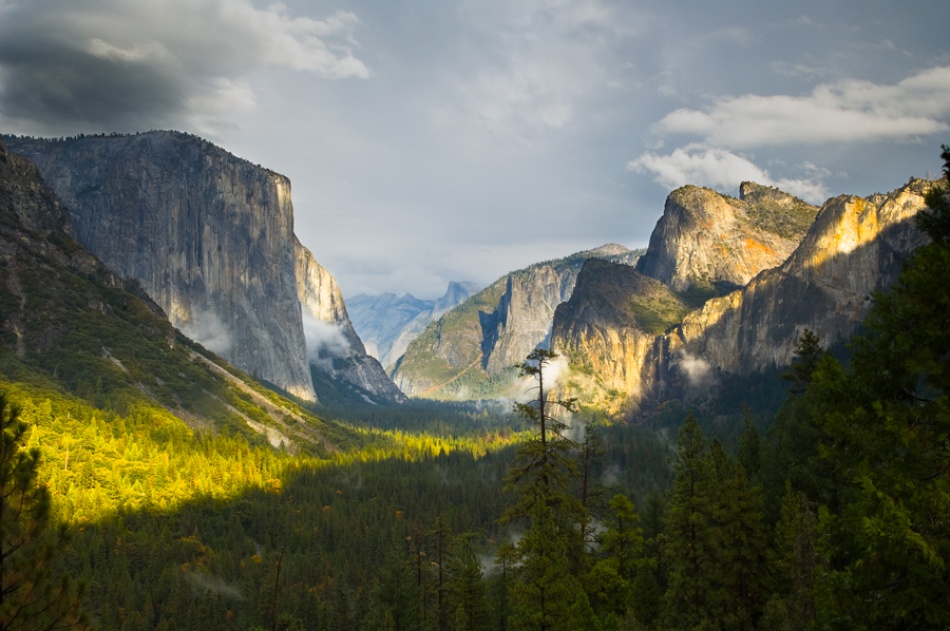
[551,179,934,416]
[295,240,405,404]
[3,131,395,405]
[636,182,818,297]
[348,281,480,370]
[391,244,642,400]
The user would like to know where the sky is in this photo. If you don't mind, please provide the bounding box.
[1,0,948,299]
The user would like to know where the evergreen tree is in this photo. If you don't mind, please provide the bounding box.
[661,414,712,629]
[765,483,817,631]
[808,148,950,628]
[500,350,588,630]
[0,394,88,631]
[446,534,489,631]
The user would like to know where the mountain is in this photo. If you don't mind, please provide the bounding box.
[3,131,399,405]
[636,182,818,301]
[390,244,643,400]
[551,179,934,416]
[348,281,481,370]
[0,137,347,451]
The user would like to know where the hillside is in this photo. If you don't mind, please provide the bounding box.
[390,244,642,400]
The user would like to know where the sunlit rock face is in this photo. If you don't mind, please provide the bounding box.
[671,179,933,375]
[294,240,406,404]
[551,259,679,416]
[391,244,641,400]
[636,182,818,293]
[6,132,316,401]
[552,180,932,416]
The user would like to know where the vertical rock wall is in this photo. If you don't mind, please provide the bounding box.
[6,132,316,401]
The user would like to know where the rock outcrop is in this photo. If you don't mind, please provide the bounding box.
[391,244,642,400]
[669,180,932,376]
[0,138,344,450]
[551,179,934,415]
[636,182,818,294]
[5,132,317,401]
[295,240,406,404]
[3,131,403,405]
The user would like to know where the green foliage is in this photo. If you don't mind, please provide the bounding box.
[764,149,950,629]
[742,193,818,240]
[0,394,88,630]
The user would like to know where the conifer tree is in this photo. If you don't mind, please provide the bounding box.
[500,350,588,630]
[661,413,712,629]
[808,147,950,628]
[0,394,88,631]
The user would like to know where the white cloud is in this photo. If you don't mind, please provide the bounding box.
[440,0,641,141]
[180,310,232,356]
[654,65,950,148]
[301,313,350,361]
[216,2,369,78]
[676,350,715,388]
[628,146,830,203]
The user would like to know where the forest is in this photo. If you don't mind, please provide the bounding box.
[1,148,948,630]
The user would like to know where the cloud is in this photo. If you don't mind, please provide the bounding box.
[301,313,350,363]
[653,65,950,148]
[0,0,368,134]
[180,310,232,356]
[628,145,830,203]
[185,570,243,600]
[675,350,715,389]
[438,0,642,141]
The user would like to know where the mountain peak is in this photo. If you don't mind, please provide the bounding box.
[636,183,818,293]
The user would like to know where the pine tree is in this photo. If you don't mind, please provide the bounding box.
[0,393,88,631]
[808,148,950,628]
[661,413,712,629]
[500,350,588,630]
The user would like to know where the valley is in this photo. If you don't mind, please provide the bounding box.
[1,132,948,630]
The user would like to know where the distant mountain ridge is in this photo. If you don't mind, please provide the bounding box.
[390,244,643,400]
[348,281,481,370]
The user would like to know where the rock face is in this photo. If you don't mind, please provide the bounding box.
[0,138,343,450]
[348,281,480,370]
[669,181,932,376]
[636,183,818,294]
[551,179,934,415]
[551,259,686,415]
[3,132,396,405]
[5,132,315,401]
[295,240,406,404]
[391,244,642,400]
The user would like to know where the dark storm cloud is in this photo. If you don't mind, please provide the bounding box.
[0,37,185,130]
[0,0,368,134]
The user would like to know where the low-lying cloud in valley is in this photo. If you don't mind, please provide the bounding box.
[302,313,351,366]
[180,310,233,356]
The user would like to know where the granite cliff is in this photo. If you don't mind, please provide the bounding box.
[0,138,344,449]
[391,244,642,400]
[551,179,934,416]
[295,240,406,404]
[636,182,817,296]
[4,131,397,404]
